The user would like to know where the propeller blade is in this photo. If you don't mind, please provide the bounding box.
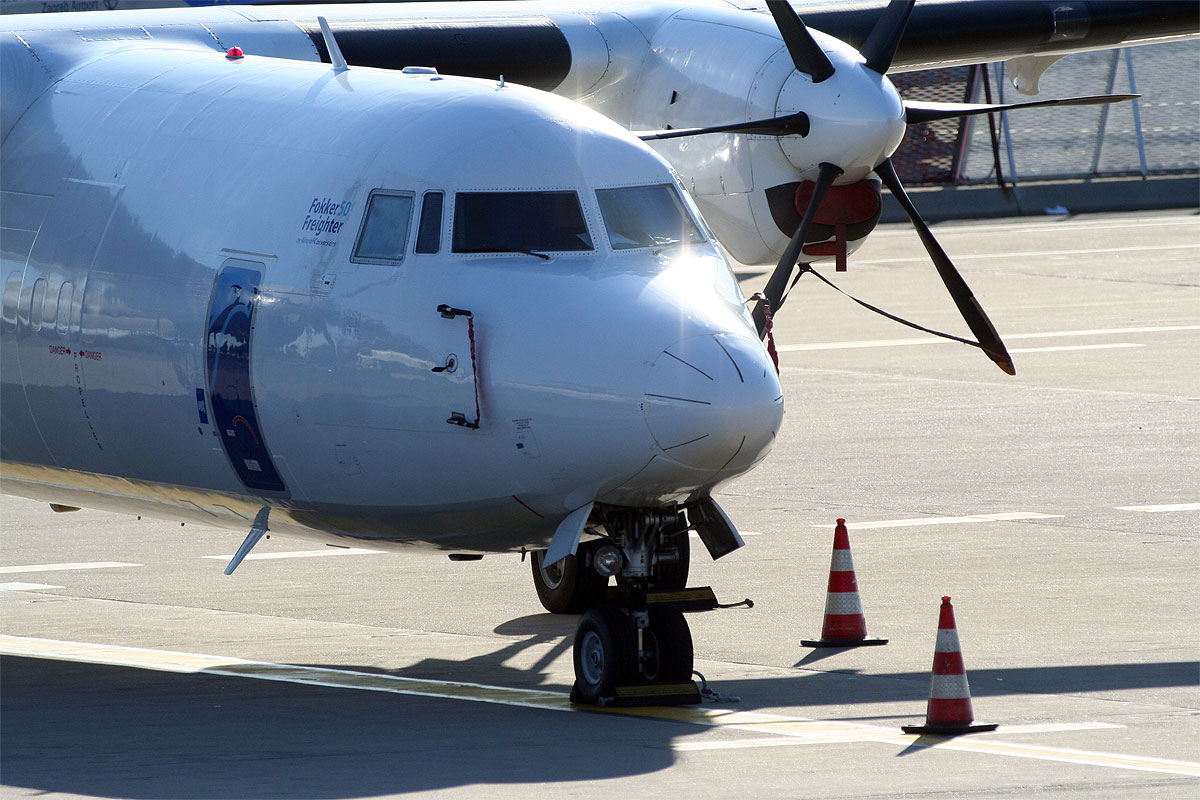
[766,0,835,83]
[754,162,843,337]
[860,0,915,75]
[637,111,810,142]
[905,94,1139,125]
[873,158,1015,375]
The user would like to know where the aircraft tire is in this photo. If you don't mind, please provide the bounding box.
[652,533,690,591]
[531,542,609,614]
[640,604,694,683]
[572,604,635,705]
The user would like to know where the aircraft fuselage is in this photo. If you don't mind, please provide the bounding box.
[1,35,783,552]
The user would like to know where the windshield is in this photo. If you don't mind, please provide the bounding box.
[453,191,593,254]
[596,184,707,250]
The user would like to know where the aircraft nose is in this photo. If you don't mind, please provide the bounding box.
[643,333,783,475]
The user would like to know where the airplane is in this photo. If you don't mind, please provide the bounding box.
[2,1,1196,707]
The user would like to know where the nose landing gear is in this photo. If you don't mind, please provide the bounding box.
[570,603,697,707]
[567,507,702,707]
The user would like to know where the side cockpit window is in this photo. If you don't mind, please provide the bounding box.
[453,191,593,255]
[415,191,444,254]
[596,184,706,250]
[352,191,414,264]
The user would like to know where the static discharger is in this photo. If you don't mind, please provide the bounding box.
[902,596,998,735]
[801,519,887,647]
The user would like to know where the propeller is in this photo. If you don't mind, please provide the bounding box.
[636,111,810,142]
[766,0,834,83]
[905,94,1139,124]
[874,158,1015,375]
[644,0,1140,374]
[859,0,914,74]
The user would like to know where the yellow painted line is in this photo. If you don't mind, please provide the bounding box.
[0,635,571,713]
[915,737,1200,777]
[2,636,1197,777]
[0,561,141,574]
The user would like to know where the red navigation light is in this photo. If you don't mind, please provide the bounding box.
[226,47,244,60]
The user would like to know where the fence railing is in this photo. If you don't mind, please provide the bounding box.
[893,40,1199,186]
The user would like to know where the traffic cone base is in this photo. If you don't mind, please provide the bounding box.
[902,722,998,735]
[802,519,886,648]
[801,636,888,648]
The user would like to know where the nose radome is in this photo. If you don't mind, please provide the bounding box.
[643,333,784,475]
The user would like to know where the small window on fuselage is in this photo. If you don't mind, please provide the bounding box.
[352,191,414,264]
[415,191,444,254]
[453,191,593,255]
[595,184,706,250]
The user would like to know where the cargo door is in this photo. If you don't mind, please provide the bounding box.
[204,259,288,494]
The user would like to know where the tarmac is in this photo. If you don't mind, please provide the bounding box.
[2,208,1198,799]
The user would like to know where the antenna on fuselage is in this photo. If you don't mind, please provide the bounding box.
[317,16,349,74]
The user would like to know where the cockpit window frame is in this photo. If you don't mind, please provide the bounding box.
[351,189,416,266]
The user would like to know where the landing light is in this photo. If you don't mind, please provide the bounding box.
[594,545,624,577]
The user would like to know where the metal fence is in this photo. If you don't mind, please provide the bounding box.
[893,40,1200,186]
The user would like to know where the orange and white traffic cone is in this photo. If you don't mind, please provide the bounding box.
[801,519,887,647]
[902,596,997,735]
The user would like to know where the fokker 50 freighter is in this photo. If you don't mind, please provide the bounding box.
[2,1,1196,705]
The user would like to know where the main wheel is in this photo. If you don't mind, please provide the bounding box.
[572,605,635,705]
[531,541,609,614]
[638,604,694,683]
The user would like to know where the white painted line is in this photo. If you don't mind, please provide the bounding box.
[689,531,763,539]
[1,636,1195,777]
[1117,503,1200,513]
[853,243,1198,265]
[0,561,141,575]
[872,217,1199,237]
[675,722,1124,751]
[1007,343,1143,354]
[816,513,1064,530]
[777,325,1200,353]
[0,582,64,591]
[972,722,1126,736]
[202,548,383,562]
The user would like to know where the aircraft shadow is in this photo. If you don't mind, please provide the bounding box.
[0,654,677,799]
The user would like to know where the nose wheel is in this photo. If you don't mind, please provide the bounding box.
[571,603,696,706]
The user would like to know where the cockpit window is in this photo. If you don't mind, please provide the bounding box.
[353,191,414,263]
[453,191,593,255]
[596,184,707,250]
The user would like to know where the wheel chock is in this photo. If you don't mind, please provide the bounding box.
[603,585,753,612]
[609,681,702,707]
